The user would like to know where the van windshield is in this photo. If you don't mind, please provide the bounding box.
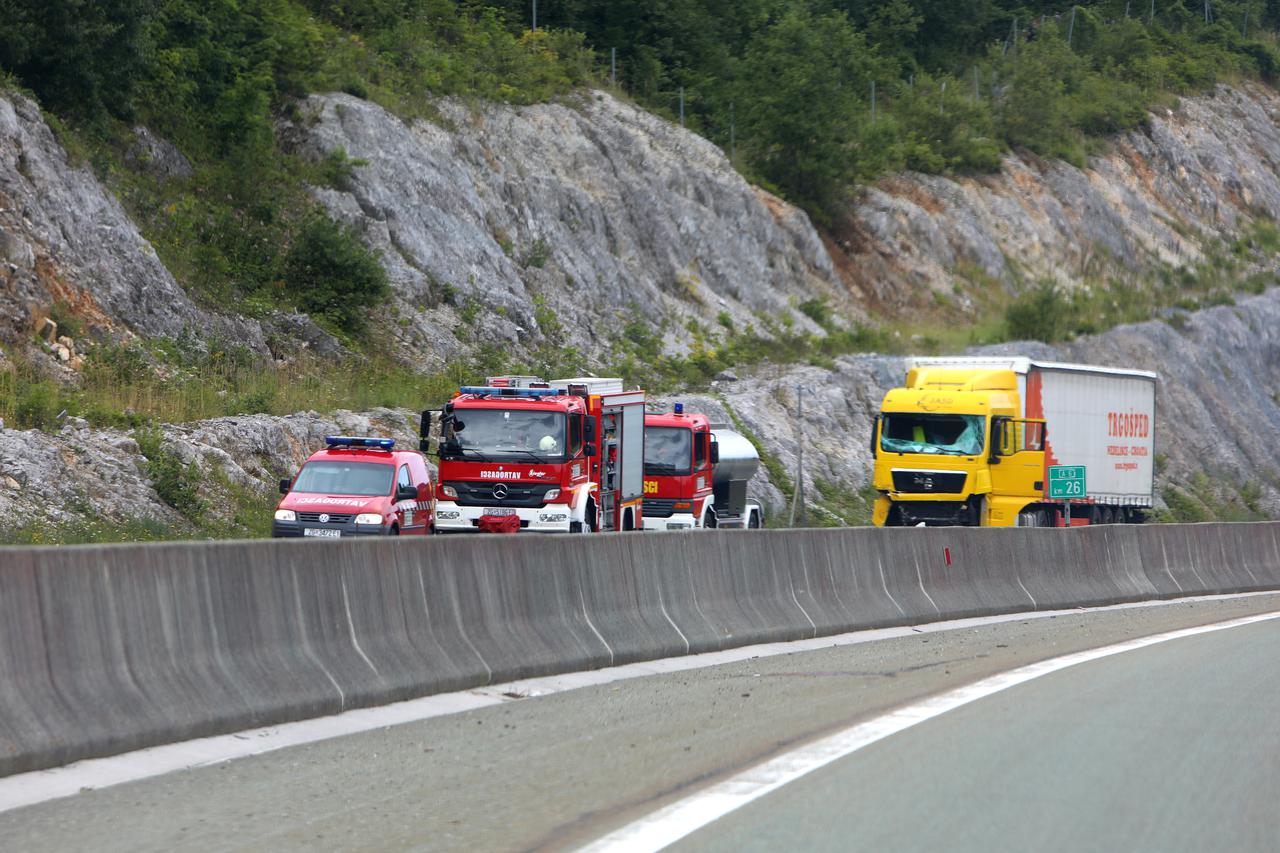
[292,461,394,496]
[881,414,985,456]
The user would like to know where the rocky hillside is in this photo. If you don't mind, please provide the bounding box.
[281,90,851,368]
[839,83,1280,315]
[4,286,1276,536]
[3,79,1280,534]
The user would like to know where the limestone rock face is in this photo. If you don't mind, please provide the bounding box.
[837,84,1280,311]
[282,91,852,370]
[0,92,212,342]
[0,409,419,532]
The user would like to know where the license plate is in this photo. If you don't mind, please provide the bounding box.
[483,508,518,516]
[303,528,341,538]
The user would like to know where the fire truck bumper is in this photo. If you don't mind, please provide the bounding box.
[642,511,698,531]
[432,501,573,533]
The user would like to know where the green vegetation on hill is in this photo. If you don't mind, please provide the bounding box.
[5,2,1280,246]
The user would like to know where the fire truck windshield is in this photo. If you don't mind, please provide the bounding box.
[881,413,985,456]
[644,426,692,475]
[291,461,394,496]
[444,409,567,462]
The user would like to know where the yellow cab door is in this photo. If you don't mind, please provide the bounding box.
[986,417,1047,525]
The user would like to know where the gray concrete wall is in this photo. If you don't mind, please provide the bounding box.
[1,523,1278,776]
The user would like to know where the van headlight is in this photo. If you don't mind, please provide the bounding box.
[355,513,383,525]
[274,509,296,522]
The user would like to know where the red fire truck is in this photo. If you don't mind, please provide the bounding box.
[642,405,764,530]
[423,376,646,533]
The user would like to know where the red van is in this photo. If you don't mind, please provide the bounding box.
[272,437,435,537]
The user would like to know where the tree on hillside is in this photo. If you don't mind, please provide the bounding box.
[736,6,890,219]
[0,0,150,119]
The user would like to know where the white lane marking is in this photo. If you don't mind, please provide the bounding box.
[581,608,1280,853]
[1,591,1276,816]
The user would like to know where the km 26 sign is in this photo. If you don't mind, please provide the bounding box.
[1047,465,1087,499]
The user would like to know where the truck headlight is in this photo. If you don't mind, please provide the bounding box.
[355,513,383,525]
[440,485,458,499]
[274,509,296,522]
[544,489,560,501]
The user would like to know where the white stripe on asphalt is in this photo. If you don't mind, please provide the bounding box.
[0,591,1276,816]
[580,608,1280,853]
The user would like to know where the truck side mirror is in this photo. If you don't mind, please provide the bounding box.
[988,417,1006,464]
[709,438,720,465]
[584,443,597,458]
[870,415,880,458]
[419,410,436,454]
[584,418,596,441]
[279,478,292,495]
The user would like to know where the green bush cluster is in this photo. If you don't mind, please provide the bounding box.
[135,426,206,519]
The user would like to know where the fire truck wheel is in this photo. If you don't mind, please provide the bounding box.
[704,509,718,529]
[748,509,761,529]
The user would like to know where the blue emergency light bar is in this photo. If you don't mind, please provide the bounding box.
[674,402,684,414]
[460,386,561,398]
[325,436,395,449]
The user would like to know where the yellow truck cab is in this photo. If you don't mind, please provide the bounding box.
[872,358,1156,527]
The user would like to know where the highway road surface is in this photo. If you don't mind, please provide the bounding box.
[3,593,1279,852]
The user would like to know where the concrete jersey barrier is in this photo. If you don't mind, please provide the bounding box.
[1,522,1278,776]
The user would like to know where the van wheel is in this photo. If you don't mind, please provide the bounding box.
[389,525,400,536]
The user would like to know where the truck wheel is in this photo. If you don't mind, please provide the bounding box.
[748,510,762,529]
[704,509,718,529]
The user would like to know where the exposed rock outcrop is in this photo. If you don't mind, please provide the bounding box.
[0,409,417,532]
[282,91,852,369]
[0,92,215,343]
[839,83,1280,312]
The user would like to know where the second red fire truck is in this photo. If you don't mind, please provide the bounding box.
[423,376,646,533]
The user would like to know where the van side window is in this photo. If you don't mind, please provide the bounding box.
[693,430,707,468]
[397,465,412,489]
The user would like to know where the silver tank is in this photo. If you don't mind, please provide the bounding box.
[709,427,760,518]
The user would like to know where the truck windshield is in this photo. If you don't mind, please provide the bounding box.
[881,414,985,456]
[444,409,567,461]
[645,427,692,475]
[292,461,394,496]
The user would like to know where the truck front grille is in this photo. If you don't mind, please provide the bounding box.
[891,470,967,494]
[446,481,558,508]
[643,498,678,518]
[297,512,354,524]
